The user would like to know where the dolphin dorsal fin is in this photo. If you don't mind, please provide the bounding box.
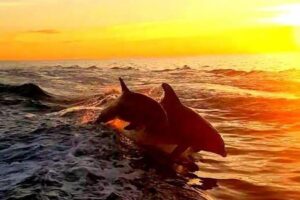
[119,77,130,93]
[161,83,181,105]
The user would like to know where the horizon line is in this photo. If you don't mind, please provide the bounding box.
[0,51,298,62]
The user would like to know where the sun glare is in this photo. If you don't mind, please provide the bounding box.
[271,4,300,26]
[1,0,300,60]
[266,4,300,49]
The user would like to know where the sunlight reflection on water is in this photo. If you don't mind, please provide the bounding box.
[0,53,300,199]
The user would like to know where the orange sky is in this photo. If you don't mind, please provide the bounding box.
[0,0,300,60]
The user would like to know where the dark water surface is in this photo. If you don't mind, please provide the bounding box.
[0,54,300,199]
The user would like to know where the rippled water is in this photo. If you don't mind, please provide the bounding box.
[0,53,300,199]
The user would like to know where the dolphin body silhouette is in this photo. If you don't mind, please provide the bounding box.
[160,83,227,158]
[95,78,170,136]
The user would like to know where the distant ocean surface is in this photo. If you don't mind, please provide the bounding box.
[0,53,300,200]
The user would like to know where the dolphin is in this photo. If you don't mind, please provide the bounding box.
[95,78,170,136]
[160,83,227,158]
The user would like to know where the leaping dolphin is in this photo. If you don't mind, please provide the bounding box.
[95,78,170,136]
[160,83,227,158]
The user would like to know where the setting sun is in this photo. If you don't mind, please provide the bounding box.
[266,4,300,48]
[270,4,300,25]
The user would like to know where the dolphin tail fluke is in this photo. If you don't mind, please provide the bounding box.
[119,77,130,93]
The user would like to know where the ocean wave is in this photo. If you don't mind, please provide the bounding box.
[0,122,208,200]
[1,59,300,199]
[152,65,192,72]
[110,66,139,70]
[65,65,81,69]
[216,178,300,200]
[0,83,51,100]
[87,65,98,70]
[205,69,265,76]
[0,82,84,112]
[205,68,300,77]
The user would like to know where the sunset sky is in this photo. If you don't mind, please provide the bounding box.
[0,0,300,60]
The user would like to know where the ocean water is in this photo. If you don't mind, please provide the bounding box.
[0,53,300,200]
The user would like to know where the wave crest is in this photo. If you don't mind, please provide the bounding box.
[0,83,51,100]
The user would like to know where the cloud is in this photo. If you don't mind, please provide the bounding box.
[26,29,61,34]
